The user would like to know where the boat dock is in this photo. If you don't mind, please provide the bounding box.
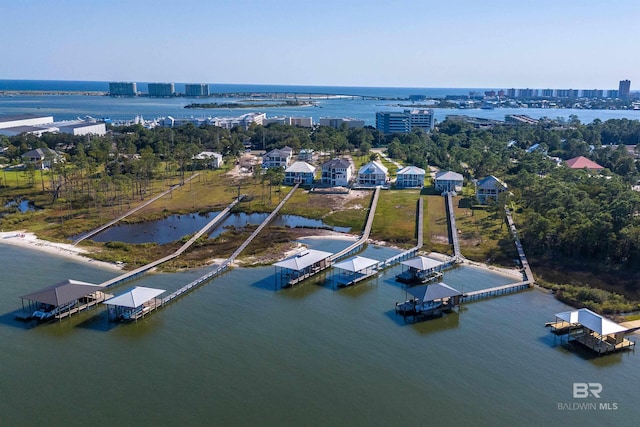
[73,173,200,245]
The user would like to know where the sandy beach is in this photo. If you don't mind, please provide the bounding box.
[0,231,123,271]
[0,229,523,280]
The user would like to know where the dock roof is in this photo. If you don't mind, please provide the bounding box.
[555,308,627,335]
[274,249,332,271]
[401,256,443,271]
[333,256,379,272]
[407,282,462,303]
[20,279,103,306]
[104,286,165,308]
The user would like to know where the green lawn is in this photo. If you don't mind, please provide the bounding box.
[370,190,421,244]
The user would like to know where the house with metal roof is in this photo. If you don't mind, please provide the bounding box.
[21,147,65,169]
[434,170,464,194]
[395,166,425,188]
[321,158,353,186]
[475,175,507,204]
[284,161,316,185]
[262,146,293,169]
[357,161,388,186]
[193,151,224,169]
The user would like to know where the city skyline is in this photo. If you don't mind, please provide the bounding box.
[1,0,638,89]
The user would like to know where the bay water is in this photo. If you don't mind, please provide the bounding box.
[1,238,638,426]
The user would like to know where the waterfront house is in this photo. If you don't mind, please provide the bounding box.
[193,151,224,169]
[475,175,507,204]
[262,147,293,169]
[21,147,65,169]
[434,171,463,194]
[321,158,354,186]
[284,161,316,185]
[395,165,425,188]
[357,161,388,186]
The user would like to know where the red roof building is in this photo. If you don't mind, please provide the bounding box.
[565,156,604,171]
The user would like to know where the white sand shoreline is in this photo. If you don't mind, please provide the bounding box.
[0,231,123,271]
[0,230,522,280]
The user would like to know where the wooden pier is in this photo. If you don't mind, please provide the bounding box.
[162,184,299,305]
[329,186,380,262]
[462,281,532,302]
[445,192,461,261]
[99,195,242,289]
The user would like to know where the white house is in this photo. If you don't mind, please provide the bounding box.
[434,171,464,194]
[262,147,293,169]
[395,166,425,188]
[321,158,353,186]
[193,151,224,169]
[357,161,388,186]
[475,175,508,204]
[21,147,65,169]
[284,161,316,185]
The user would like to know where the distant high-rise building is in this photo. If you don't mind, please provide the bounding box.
[581,89,603,98]
[185,83,210,97]
[608,89,619,98]
[375,109,434,134]
[507,88,516,98]
[541,89,554,97]
[148,83,175,97]
[109,82,137,96]
[619,79,631,99]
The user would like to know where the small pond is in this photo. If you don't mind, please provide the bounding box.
[74,212,351,244]
[4,199,37,213]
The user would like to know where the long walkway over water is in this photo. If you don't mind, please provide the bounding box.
[161,184,300,304]
[445,192,462,261]
[461,206,534,302]
[99,195,242,288]
[73,174,200,245]
[329,186,380,262]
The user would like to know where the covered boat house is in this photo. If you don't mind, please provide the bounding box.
[103,286,165,322]
[548,308,635,355]
[19,279,109,321]
[396,256,444,285]
[273,249,333,288]
[332,256,379,288]
[395,282,462,319]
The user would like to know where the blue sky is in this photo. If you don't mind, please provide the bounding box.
[1,0,638,89]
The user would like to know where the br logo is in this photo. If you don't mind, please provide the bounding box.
[573,383,602,398]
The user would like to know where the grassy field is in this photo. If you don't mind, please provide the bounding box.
[453,196,518,265]
[370,190,420,245]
